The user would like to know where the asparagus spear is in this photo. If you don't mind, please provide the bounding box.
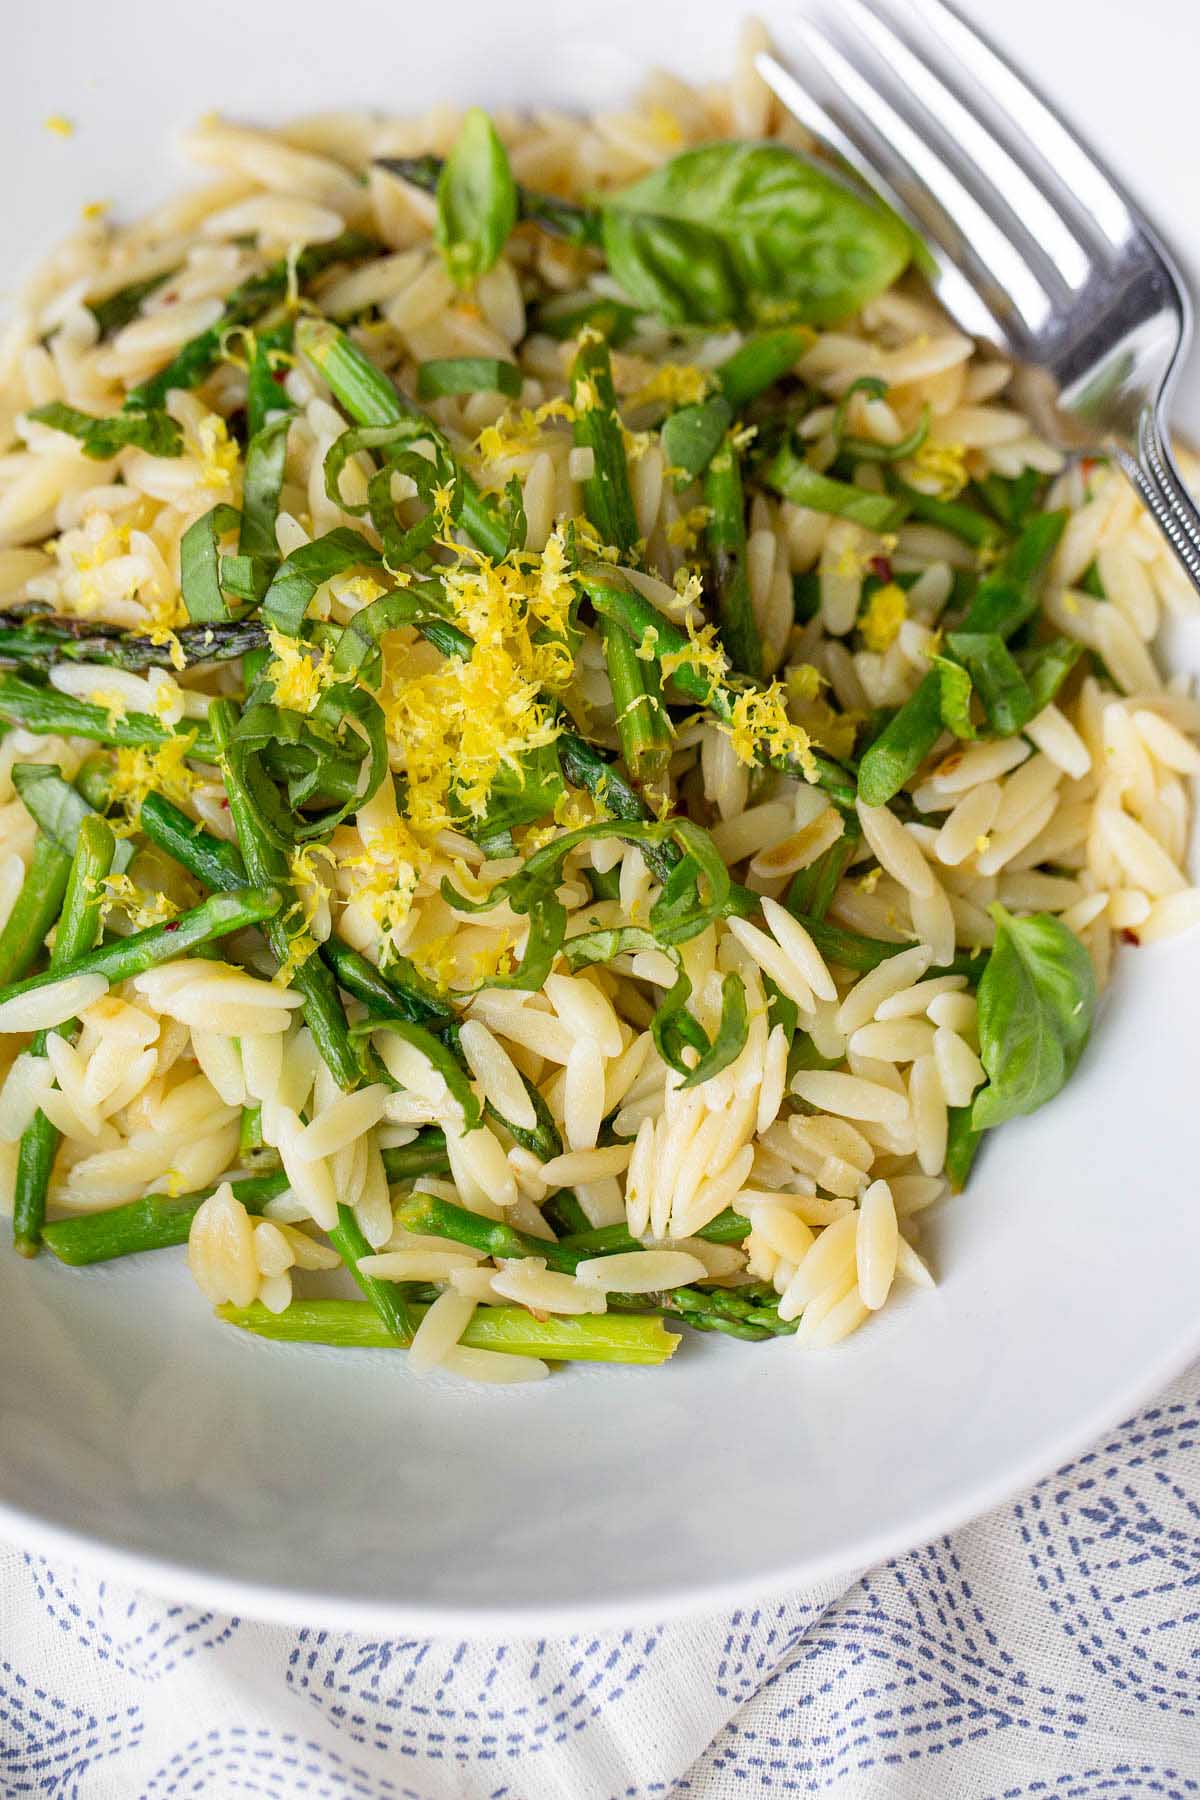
[856,510,1067,806]
[218,1296,678,1364]
[0,613,267,674]
[888,479,1003,548]
[766,445,908,531]
[209,700,361,1091]
[557,1210,751,1254]
[0,835,71,987]
[39,1131,452,1266]
[12,814,116,1255]
[784,834,856,922]
[394,1192,794,1340]
[579,566,857,806]
[0,885,282,1009]
[571,332,672,796]
[704,441,760,677]
[42,1170,288,1265]
[327,1201,413,1343]
[139,791,248,892]
[0,674,218,761]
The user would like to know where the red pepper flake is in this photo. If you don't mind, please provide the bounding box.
[1120,927,1140,946]
[869,555,893,583]
[272,367,287,385]
[165,920,180,932]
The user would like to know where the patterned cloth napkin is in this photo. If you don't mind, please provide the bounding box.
[1,1361,1196,1800]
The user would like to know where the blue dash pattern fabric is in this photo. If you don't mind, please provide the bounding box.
[0,1360,1198,1799]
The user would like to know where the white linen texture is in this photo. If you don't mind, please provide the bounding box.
[0,1361,1197,1800]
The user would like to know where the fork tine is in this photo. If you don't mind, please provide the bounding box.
[784,13,1055,336]
[839,0,1092,293]
[908,0,1135,251]
[753,51,1001,342]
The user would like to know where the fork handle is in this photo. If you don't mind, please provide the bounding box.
[1111,406,1200,600]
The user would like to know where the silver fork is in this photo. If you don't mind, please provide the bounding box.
[757,0,1200,596]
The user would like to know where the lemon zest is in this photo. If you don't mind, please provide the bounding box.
[860,582,908,653]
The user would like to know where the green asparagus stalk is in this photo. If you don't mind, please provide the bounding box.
[320,933,454,1027]
[0,885,282,1009]
[571,333,672,795]
[704,441,760,677]
[0,674,217,760]
[0,835,72,987]
[139,791,248,892]
[579,566,856,806]
[888,479,1003,548]
[856,510,1067,806]
[766,445,908,531]
[556,1209,751,1253]
[382,1130,450,1181]
[784,834,855,922]
[74,753,117,813]
[209,700,361,1092]
[715,328,812,409]
[38,1130,452,1267]
[394,1192,793,1340]
[42,1171,288,1265]
[327,1201,413,1343]
[0,613,267,674]
[217,1296,679,1364]
[12,814,116,1255]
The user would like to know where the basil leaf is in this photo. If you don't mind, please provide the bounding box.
[417,357,521,399]
[944,631,1034,737]
[436,109,518,287]
[971,905,1096,1131]
[28,401,182,461]
[661,395,732,483]
[238,413,291,561]
[466,740,564,846]
[563,925,661,970]
[245,324,294,439]
[322,422,463,570]
[11,764,133,871]
[125,231,377,412]
[88,270,173,338]
[600,142,911,328]
[676,971,749,1089]
[260,528,384,637]
[180,504,243,624]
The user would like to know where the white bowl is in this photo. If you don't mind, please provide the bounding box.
[1,0,1198,1633]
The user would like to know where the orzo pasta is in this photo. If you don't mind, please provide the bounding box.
[0,21,1195,1383]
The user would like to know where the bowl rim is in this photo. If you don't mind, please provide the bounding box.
[3,1308,1197,1633]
